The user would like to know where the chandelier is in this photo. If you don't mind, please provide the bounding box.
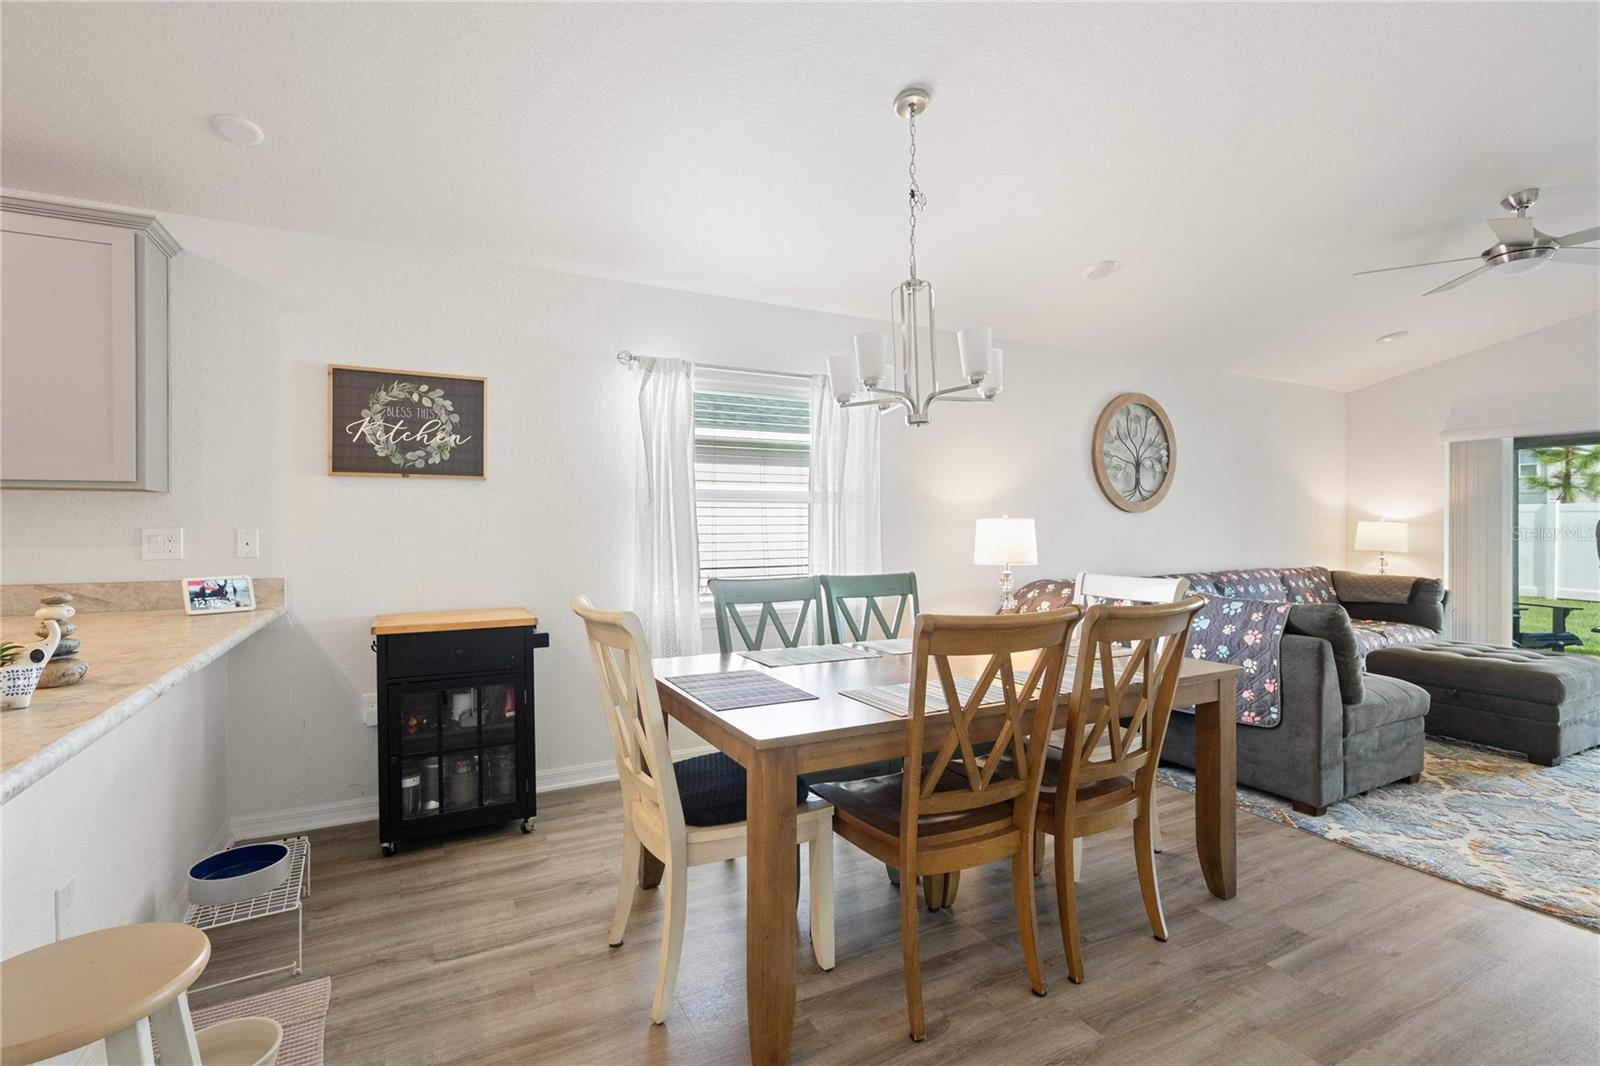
[827,86,1002,427]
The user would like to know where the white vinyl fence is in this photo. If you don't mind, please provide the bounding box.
[1517,500,1600,601]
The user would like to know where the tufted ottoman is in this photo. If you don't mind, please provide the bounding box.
[1365,641,1600,766]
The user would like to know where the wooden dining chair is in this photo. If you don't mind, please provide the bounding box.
[708,576,825,654]
[819,572,920,643]
[572,596,836,1024]
[1035,597,1204,984]
[810,607,1081,1041]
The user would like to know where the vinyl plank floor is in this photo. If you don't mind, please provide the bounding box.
[192,783,1600,1065]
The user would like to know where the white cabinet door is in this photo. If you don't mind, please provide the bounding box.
[2,212,139,482]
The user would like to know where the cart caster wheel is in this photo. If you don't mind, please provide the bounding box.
[381,843,397,857]
[520,818,536,834]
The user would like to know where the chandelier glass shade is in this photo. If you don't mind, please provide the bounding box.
[828,87,1001,427]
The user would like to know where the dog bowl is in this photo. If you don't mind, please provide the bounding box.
[188,843,290,907]
[195,1016,283,1066]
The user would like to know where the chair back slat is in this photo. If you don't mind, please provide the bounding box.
[820,572,920,643]
[709,576,824,652]
[1060,597,1204,803]
[901,609,1081,850]
[573,596,683,838]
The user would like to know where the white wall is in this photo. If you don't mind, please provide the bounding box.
[1345,312,1600,578]
[880,339,1349,611]
[0,196,890,827]
[1,658,230,957]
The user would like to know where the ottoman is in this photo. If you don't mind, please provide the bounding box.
[1365,641,1600,766]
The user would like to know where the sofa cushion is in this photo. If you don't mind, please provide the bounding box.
[1279,566,1338,604]
[1285,604,1364,704]
[1335,572,1447,633]
[1332,571,1416,605]
[1343,674,1429,736]
[1366,641,1600,711]
[1351,619,1444,657]
[1205,568,1295,601]
[1008,577,1075,614]
[673,751,809,827]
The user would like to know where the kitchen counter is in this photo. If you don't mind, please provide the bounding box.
[1,601,285,804]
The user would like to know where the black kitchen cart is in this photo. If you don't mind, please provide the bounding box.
[372,608,549,856]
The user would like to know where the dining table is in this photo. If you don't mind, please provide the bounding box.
[650,642,1242,1065]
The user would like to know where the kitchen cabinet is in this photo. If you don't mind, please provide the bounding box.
[1,196,178,490]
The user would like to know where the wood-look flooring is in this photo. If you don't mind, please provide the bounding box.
[193,784,1600,1065]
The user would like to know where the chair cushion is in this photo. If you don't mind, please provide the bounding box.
[1343,674,1430,737]
[672,752,809,827]
[809,768,1015,838]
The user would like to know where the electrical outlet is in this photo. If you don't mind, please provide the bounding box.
[235,528,260,559]
[361,693,379,727]
[54,877,77,940]
[140,528,184,561]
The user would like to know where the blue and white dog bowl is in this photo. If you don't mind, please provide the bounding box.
[188,843,290,907]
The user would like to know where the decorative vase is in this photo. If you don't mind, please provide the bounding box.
[2,620,60,710]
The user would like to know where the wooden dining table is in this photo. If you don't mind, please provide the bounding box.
[651,644,1242,1065]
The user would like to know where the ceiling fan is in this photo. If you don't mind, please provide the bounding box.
[1356,188,1598,295]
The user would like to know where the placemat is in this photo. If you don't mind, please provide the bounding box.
[842,676,1010,717]
[665,670,818,711]
[853,637,913,656]
[739,644,880,668]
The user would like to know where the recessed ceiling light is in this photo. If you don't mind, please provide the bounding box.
[1377,331,1409,343]
[210,114,264,147]
[1083,259,1122,281]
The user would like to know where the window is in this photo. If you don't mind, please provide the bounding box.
[692,370,811,604]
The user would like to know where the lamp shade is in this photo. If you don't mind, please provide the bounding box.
[974,516,1038,566]
[1354,520,1409,553]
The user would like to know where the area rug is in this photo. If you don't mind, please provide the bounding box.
[191,977,330,1066]
[1158,739,1600,930]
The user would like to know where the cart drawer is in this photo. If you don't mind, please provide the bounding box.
[384,627,525,679]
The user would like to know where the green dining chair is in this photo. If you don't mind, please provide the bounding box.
[708,576,825,654]
[819,572,920,644]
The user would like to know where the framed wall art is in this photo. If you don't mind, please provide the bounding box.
[328,364,486,478]
[1092,392,1174,512]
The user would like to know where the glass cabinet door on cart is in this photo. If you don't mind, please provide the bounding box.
[389,675,524,814]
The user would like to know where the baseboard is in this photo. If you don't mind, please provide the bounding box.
[228,745,718,839]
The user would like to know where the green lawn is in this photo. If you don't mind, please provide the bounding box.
[1519,597,1600,656]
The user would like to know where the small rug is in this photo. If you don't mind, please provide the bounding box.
[1158,739,1600,930]
[192,977,330,1066]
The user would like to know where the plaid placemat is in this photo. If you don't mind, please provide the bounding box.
[739,644,880,668]
[665,670,819,711]
[842,676,1011,718]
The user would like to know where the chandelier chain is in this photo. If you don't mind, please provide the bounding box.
[907,103,927,279]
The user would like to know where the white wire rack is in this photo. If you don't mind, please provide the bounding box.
[184,835,310,992]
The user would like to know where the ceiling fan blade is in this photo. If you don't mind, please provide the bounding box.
[1487,217,1537,245]
[1352,256,1481,277]
[1555,225,1599,246]
[1423,263,1492,296]
[1553,246,1598,265]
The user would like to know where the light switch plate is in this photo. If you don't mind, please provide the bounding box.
[140,528,184,560]
[360,693,379,727]
[235,528,260,558]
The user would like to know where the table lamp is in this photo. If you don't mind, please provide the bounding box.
[974,516,1037,612]
[1354,520,1409,574]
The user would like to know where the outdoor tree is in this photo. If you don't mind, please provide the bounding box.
[1523,444,1600,503]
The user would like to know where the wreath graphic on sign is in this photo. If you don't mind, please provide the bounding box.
[359,381,464,469]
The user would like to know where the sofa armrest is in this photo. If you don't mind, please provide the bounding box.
[1332,571,1446,632]
[1285,604,1364,704]
[1258,633,1347,809]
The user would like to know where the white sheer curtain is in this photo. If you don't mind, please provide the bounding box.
[1446,438,1513,645]
[808,376,882,575]
[636,358,700,656]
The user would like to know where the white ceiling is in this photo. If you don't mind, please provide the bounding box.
[4,2,1597,391]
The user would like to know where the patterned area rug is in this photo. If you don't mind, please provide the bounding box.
[192,977,330,1066]
[1159,739,1600,930]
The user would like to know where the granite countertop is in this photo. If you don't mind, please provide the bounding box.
[1,598,286,804]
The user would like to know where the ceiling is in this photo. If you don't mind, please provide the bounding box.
[3,3,1597,391]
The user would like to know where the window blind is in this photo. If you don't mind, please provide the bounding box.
[693,383,811,599]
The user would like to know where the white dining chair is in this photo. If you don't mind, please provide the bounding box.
[1044,572,1193,877]
[572,596,835,1025]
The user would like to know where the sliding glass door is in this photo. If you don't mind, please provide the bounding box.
[1512,434,1600,654]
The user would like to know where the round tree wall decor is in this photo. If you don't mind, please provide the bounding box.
[1093,392,1174,511]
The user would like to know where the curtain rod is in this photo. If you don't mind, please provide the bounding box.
[615,350,816,383]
